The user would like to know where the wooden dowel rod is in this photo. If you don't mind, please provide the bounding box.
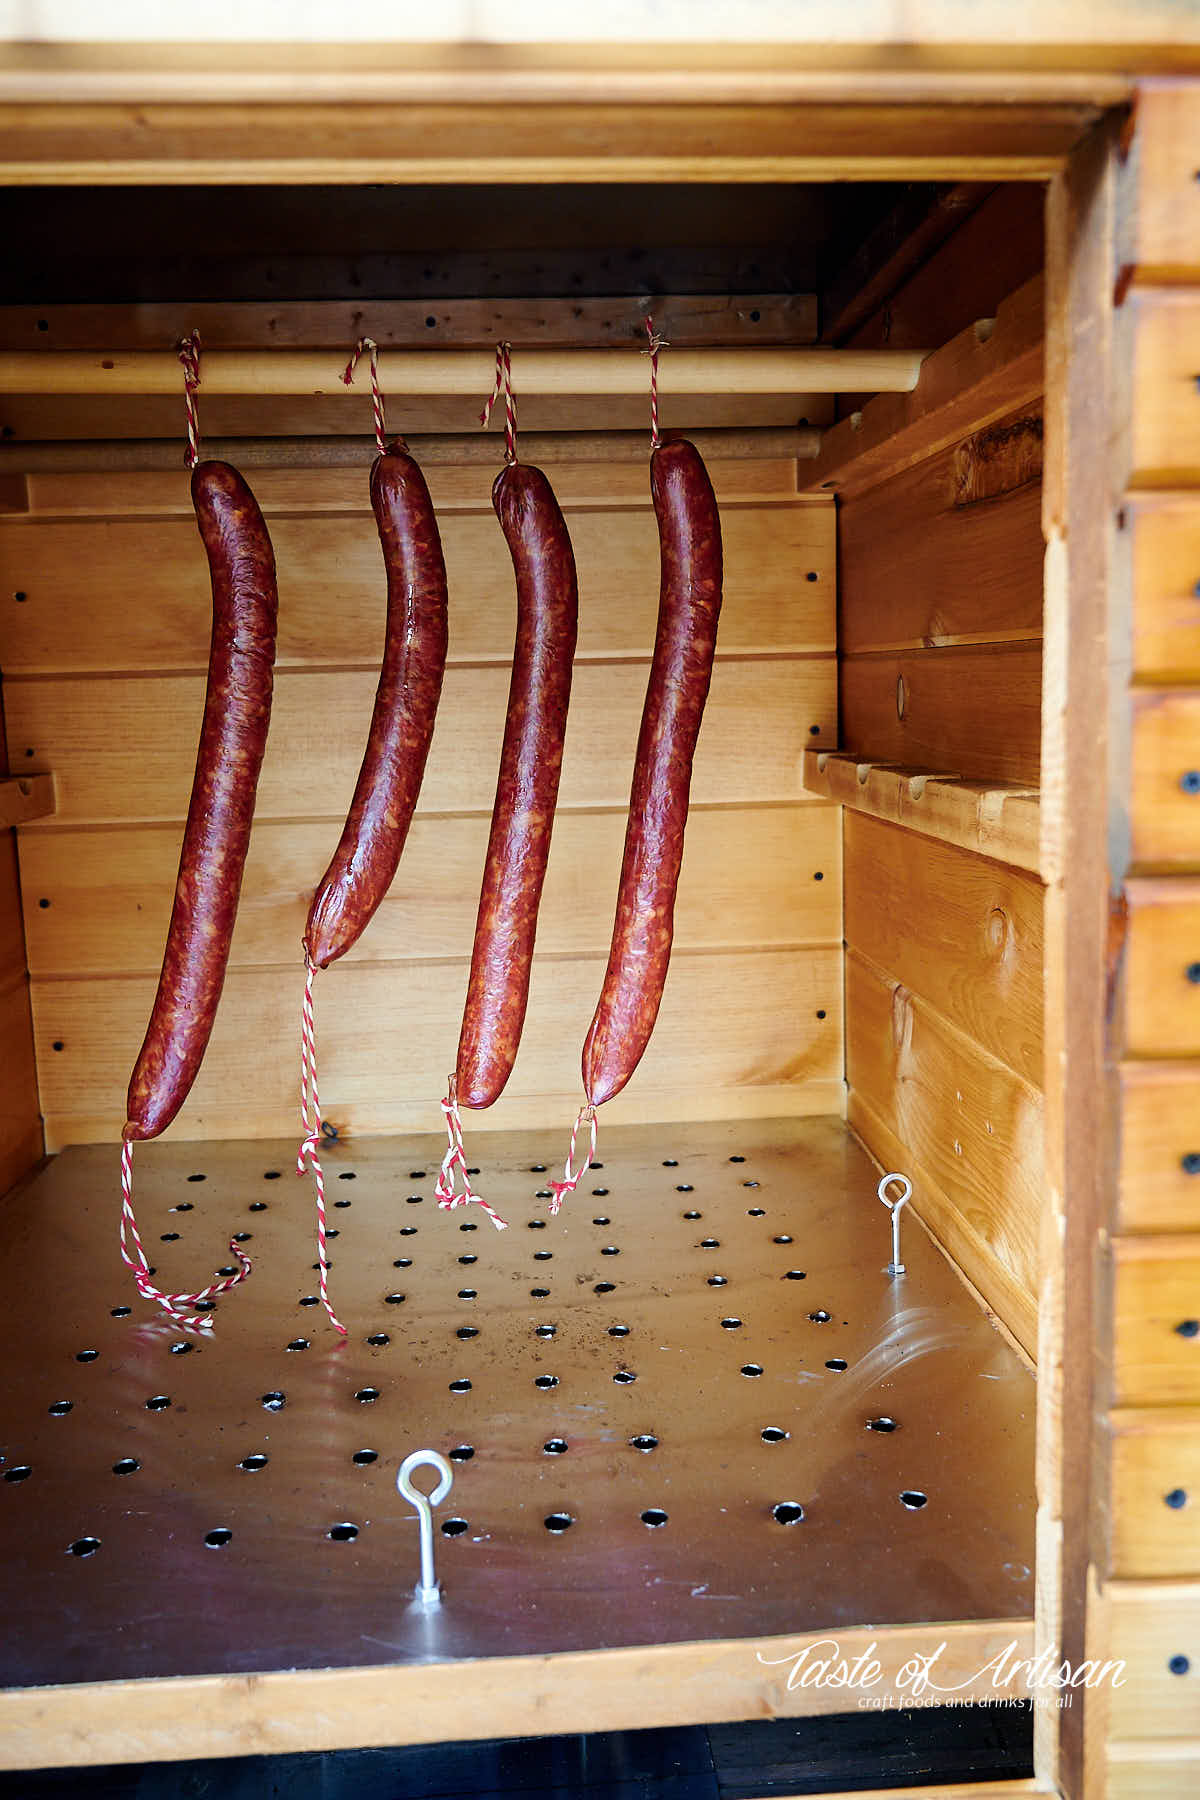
[0,427,823,473]
[0,347,926,397]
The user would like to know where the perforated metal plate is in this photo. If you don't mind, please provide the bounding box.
[0,1117,1035,1688]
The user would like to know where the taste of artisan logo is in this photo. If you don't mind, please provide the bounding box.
[756,1636,1127,1708]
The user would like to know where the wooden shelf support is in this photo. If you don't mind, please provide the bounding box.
[0,773,56,830]
[802,750,1042,874]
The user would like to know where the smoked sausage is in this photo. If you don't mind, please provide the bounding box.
[582,438,722,1107]
[455,462,578,1108]
[304,443,448,969]
[124,461,278,1140]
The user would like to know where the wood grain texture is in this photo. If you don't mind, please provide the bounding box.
[17,457,806,516]
[18,805,841,979]
[1117,1062,1200,1233]
[837,409,1044,654]
[1122,878,1200,1056]
[846,951,1042,1356]
[1128,291,1200,485]
[802,752,1041,874]
[839,644,1043,787]
[0,503,834,674]
[1106,1578,1200,1739]
[30,946,843,1149]
[4,659,835,828]
[1127,497,1200,682]
[1107,1747,1200,1798]
[806,275,1044,500]
[1125,81,1200,283]
[844,813,1043,1087]
[0,1619,1036,1772]
[1110,1408,1200,1578]
[1130,690,1200,869]
[1112,1235,1200,1407]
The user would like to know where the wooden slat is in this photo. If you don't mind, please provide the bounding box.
[1112,1236,1200,1407]
[837,405,1044,655]
[1117,1063,1200,1233]
[1128,497,1200,682]
[804,276,1044,500]
[30,946,843,1149]
[0,504,834,674]
[844,813,1043,1087]
[0,772,54,828]
[16,457,806,517]
[845,950,1042,1357]
[4,659,835,828]
[1107,1747,1200,1798]
[0,293,820,352]
[0,99,1099,188]
[1110,1408,1200,1578]
[1106,1579,1200,1739]
[1122,878,1200,1056]
[1128,291,1200,486]
[1130,690,1200,869]
[1124,81,1200,283]
[839,644,1043,787]
[802,752,1041,874]
[18,804,841,979]
[0,974,42,1199]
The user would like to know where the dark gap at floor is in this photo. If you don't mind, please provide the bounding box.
[2,1705,1035,1797]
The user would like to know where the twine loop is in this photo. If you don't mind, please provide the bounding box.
[177,330,202,470]
[435,1074,509,1231]
[296,954,348,1336]
[644,315,668,451]
[343,336,392,455]
[480,341,518,465]
[119,1136,251,1330]
[548,1103,598,1216]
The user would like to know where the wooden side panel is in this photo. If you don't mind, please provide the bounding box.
[843,814,1043,1086]
[838,409,1044,655]
[1127,498,1200,683]
[0,460,837,1146]
[1106,1580,1200,1740]
[1117,1064,1200,1234]
[845,950,1042,1357]
[0,683,42,1198]
[1112,1236,1200,1406]
[838,644,1043,787]
[1110,1410,1200,1579]
[1122,879,1200,1056]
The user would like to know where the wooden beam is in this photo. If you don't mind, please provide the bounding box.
[820,182,991,345]
[803,275,1043,497]
[802,751,1042,874]
[0,428,822,474]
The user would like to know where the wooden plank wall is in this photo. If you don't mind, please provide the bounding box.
[0,458,840,1151]
[1095,79,1200,1794]
[0,681,43,1196]
[837,398,1046,1359]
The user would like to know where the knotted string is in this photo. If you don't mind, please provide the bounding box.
[644,315,668,451]
[297,955,348,1336]
[435,1074,508,1231]
[480,341,518,464]
[342,336,392,455]
[548,1103,598,1216]
[119,1136,251,1330]
[177,330,202,469]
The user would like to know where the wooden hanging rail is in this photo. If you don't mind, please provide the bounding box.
[0,347,927,398]
[802,751,1042,875]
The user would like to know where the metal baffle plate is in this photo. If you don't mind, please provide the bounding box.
[0,1117,1035,1686]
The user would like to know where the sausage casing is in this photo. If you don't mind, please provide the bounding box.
[124,461,278,1140]
[582,438,722,1107]
[455,462,578,1108]
[304,445,449,969]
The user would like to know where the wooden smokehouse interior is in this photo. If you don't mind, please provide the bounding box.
[1,173,1055,1773]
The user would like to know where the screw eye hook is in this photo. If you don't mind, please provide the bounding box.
[397,1449,454,1605]
[877,1172,912,1275]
